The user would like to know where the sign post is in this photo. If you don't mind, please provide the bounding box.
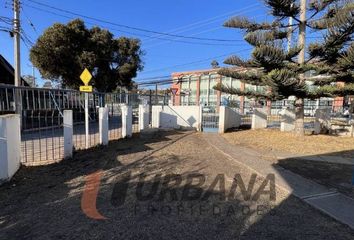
[80,68,93,149]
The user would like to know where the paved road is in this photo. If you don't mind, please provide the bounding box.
[1,130,353,239]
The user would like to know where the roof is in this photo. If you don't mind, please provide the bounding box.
[171,68,220,77]
[0,54,29,86]
[171,67,246,78]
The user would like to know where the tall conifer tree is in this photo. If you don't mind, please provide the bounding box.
[215,0,354,135]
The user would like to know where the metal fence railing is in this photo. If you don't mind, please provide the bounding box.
[0,85,170,165]
[238,98,353,131]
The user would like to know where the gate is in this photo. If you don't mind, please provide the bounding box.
[201,106,219,132]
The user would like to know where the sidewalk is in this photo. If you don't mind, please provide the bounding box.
[203,133,354,230]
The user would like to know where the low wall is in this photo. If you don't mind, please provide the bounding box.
[219,106,241,133]
[152,105,201,130]
[252,108,268,130]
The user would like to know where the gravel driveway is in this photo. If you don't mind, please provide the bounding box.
[1,130,353,239]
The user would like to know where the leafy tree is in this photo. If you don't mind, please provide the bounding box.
[211,60,220,69]
[214,0,354,135]
[30,19,144,92]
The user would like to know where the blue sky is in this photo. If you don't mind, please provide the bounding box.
[0,0,318,87]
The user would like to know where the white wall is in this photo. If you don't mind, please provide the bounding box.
[152,105,201,130]
[0,114,21,182]
[252,108,268,130]
[219,106,241,133]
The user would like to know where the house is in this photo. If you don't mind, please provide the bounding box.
[0,54,29,86]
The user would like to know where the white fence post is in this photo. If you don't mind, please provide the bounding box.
[122,105,132,138]
[139,104,149,131]
[252,108,268,130]
[219,106,226,134]
[99,107,109,145]
[63,110,73,159]
[280,108,295,132]
[0,114,21,182]
[151,106,162,128]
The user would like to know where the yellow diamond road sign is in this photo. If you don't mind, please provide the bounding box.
[80,68,92,86]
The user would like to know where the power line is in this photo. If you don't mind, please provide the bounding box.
[140,48,252,75]
[143,3,262,45]
[25,0,246,43]
[0,27,12,33]
[137,79,175,86]
[145,13,267,49]
[21,8,39,36]
[20,27,34,46]
[134,75,171,81]
[22,3,247,47]
[0,16,12,25]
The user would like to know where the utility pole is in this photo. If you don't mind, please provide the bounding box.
[13,0,22,116]
[294,0,307,136]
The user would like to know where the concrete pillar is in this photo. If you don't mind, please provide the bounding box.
[152,105,163,128]
[63,110,73,159]
[252,108,267,130]
[0,114,21,182]
[139,105,150,131]
[99,107,109,145]
[280,108,295,132]
[219,106,241,133]
[314,108,331,134]
[122,105,132,138]
[198,105,203,132]
[219,106,226,134]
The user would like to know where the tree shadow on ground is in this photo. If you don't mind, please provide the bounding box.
[276,149,354,199]
[242,149,354,239]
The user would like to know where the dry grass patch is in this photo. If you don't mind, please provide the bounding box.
[223,129,354,158]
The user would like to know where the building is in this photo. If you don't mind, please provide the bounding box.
[0,54,29,86]
[171,68,348,115]
[171,68,267,113]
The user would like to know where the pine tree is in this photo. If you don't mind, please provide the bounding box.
[215,0,354,136]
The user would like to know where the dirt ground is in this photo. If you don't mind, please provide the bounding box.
[223,129,354,158]
[1,130,354,239]
[223,129,354,199]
